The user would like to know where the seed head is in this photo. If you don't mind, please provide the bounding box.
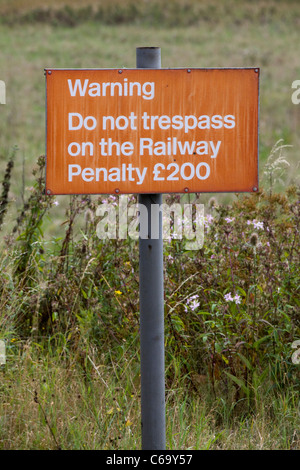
[208,197,217,209]
[84,208,94,222]
[250,232,259,247]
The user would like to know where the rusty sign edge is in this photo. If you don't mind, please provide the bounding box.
[45,67,260,195]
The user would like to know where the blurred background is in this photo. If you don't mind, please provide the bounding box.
[0,1,299,203]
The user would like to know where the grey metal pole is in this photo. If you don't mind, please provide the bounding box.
[136,47,166,450]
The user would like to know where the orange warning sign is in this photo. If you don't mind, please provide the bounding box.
[45,68,259,195]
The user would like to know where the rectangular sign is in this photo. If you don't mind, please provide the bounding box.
[45,68,259,195]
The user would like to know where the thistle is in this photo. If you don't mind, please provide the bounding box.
[250,232,259,247]
[0,149,16,230]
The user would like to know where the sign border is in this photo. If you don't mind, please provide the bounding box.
[45,67,260,195]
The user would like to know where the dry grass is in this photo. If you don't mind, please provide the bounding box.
[0,0,299,15]
[0,342,141,449]
[0,0,96,14]
[1,341,299,450]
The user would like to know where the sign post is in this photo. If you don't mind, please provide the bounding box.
[45,53,259,450]
[136,47,166,450]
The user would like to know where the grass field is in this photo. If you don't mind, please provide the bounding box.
[0,0,299,450]
[1,342,298,450]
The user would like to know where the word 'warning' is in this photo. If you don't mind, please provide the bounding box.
[45,68,259,195]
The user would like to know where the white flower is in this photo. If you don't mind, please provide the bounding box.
[224,293,233,302]
[253,220,264,230]
[225,292,241,304]
[184,294,200,311]
[190,300,200,311]
[234,294,241,305]
[187,294,199,303]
